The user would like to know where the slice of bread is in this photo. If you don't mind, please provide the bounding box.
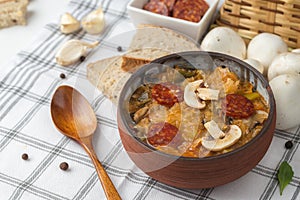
[121,24,200,72]
[87,56,133,105]
[87,25,201,105]
[87,56,118,89]
[121,48,170,72]
[129,24,200,52]
[88,49,170,104]
[0,0,29,29]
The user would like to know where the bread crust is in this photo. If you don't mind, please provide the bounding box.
[121,48,170,72]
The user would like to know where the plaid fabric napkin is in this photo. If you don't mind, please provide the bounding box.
[0,0,299,199]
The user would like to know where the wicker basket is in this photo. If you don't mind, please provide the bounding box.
[217,0,300,48]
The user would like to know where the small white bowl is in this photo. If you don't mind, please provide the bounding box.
[127,0,219,42]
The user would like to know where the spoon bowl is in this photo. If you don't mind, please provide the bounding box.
[51,85,121,200]
[51,85,97,139]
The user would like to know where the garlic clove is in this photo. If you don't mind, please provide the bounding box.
[60,13,81,34]
[55,39,99,66]
[81,7,105,34]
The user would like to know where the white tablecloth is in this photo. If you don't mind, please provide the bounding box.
[0,0,299,199]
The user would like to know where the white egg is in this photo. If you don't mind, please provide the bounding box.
[269,74,300,130]
[268,52,300,81]
[200,27,246,59]
[247,33,288,73]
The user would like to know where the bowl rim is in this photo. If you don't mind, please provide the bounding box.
[127,0,219,26]
[118,51,276,161]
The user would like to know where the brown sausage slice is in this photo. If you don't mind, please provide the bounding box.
[173,0,209,22]
[151,0,176,12]
[147,122,180,147]
[143,1,169,16]
[151,83,183,107]
[222,94,255,119]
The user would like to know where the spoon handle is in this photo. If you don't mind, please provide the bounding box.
[81,137,121,200]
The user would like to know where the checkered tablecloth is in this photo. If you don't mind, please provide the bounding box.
[0,0,300,199]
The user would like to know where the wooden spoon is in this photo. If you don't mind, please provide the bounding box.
[50,85,121,200]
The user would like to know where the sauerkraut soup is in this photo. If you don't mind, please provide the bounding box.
[126,56,269,158]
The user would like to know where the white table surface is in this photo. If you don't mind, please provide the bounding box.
[0,0,69,68]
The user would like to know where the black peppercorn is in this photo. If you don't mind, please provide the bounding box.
[60,73,66,79]
[285,141,293,149]
[80,56,86,62]
[117,46,122,52]
[22,153,28,160]
[59,162,69,171]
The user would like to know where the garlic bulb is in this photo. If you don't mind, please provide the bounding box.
[60,13,80,34]
[81,7,105,34]
[55,39,99,66]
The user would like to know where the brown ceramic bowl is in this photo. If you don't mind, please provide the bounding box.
[117,51,276,189]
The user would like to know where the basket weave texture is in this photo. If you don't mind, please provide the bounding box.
[217,0,300,48]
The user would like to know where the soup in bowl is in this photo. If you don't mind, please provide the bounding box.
[117,51,276,188]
